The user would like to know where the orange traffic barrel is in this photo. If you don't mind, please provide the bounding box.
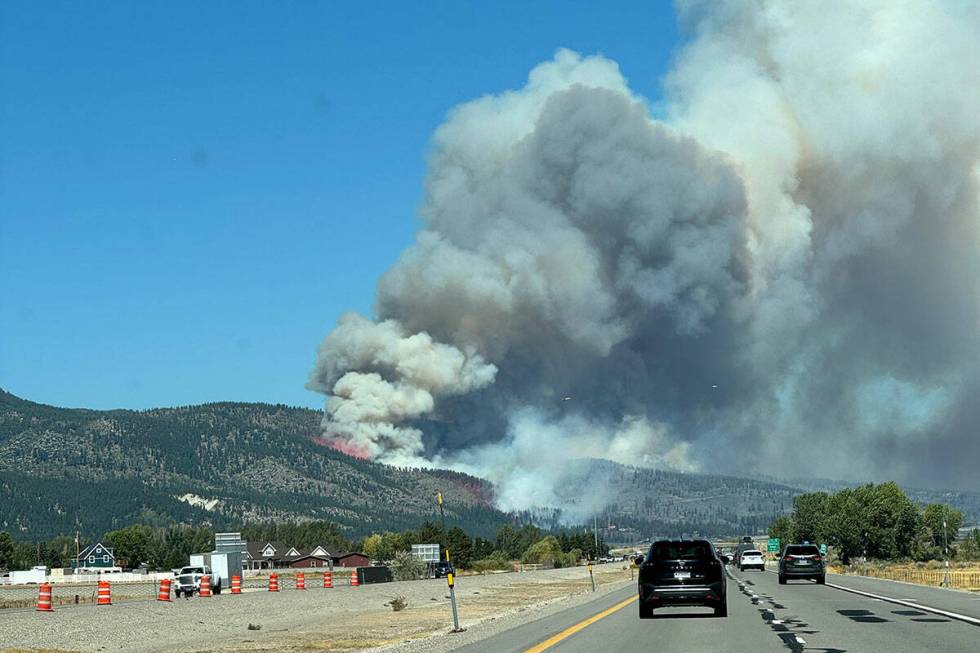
[323,571,333,588]
[350,569,359,587]
[296,572,306,590]
[199,575,212,597]
[268,573,279,592]
[231,575,242,594]
[97,580,111,605]
[157,578,172,602]
[36,583,54,612]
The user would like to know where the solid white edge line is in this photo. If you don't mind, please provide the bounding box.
[755,566,980,628]
[824,582,980,627]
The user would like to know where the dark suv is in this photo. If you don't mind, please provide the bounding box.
[636,539,727,618]
[777,544,825,584]
[430,560,455,578]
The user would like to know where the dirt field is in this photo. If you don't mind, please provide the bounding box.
[0,563,634,653]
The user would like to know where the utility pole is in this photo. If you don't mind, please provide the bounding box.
[942,505,951,588]
[593,514,599,560]
[438,492,447,562]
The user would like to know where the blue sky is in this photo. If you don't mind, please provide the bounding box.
[1,1,680,410]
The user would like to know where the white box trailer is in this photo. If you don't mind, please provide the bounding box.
[188,552,242,590]
[10,566,47,584]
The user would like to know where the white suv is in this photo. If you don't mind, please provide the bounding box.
[739,550,765,571]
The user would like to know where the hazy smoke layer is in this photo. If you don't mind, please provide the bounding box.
[310,0,980,504]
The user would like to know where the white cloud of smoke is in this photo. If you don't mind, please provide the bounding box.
[309,0,980,505]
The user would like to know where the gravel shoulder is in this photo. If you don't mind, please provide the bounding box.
[0,563,634,653]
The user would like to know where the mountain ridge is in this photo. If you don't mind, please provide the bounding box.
[3,389,976,541]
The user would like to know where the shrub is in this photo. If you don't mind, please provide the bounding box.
[522,536,566,568]
[471,552,512,573]
[390,550,426,581]
[388,596,407,611]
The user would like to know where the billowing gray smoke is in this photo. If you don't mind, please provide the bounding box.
[309,0,980,512]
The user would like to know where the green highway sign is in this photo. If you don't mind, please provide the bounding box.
[820,543,827,555]
[767,537,780,553]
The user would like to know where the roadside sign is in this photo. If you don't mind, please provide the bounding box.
[767,538,780,553]
[820,543,827,556]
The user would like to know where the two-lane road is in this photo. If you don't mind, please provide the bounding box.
[455,567,980,652]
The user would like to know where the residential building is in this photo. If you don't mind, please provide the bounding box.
[73,542,117,571]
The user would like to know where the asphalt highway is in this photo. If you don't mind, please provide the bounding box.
[454,567,980,653]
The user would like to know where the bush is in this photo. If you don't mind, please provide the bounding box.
[388,596,407,611]
[522,536,579,568]
[389,550,426,581]
[471,552,512,573]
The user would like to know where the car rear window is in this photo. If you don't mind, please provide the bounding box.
[784,545,820,555]
[651,541,712,560]
[743,550,762,556]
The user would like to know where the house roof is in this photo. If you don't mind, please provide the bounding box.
[245,541,287,559]
[246,542,337,559]
[281,553,332,563]
[78,543,114,559]
[333,552,367,560]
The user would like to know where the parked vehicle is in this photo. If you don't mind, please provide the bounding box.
[9,566,47,584]
[739,549,765,571]
[635,539,727,618]
[187,551,241,593]
[777,544,825,584]
[174,565,222,597]
[430,560,455,578]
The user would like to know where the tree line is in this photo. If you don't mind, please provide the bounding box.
[361,521,610,570]
[0,519,609,572]
[767,482,979,564]
[0,521,354,572]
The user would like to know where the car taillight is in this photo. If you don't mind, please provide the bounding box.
[784,555,795,561]
[813,554,822,561]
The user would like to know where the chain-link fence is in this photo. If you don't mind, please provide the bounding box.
[0,570,364,610]
[0,580,158,610]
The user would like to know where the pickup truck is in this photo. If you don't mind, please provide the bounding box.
[174,565,222,597]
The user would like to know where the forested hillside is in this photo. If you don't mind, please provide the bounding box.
[531,459,798,540]
[0,390,505,539]
[5,389,973,545]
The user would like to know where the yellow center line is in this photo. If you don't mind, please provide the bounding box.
[521,594,638,653]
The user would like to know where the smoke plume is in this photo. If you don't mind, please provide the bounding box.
[310,0,980,508]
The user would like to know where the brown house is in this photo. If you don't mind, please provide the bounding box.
[332,553,370,568]
[246,543,336,569]
[284,554,333,568]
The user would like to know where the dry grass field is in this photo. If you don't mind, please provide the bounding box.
[831,562,980,591]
